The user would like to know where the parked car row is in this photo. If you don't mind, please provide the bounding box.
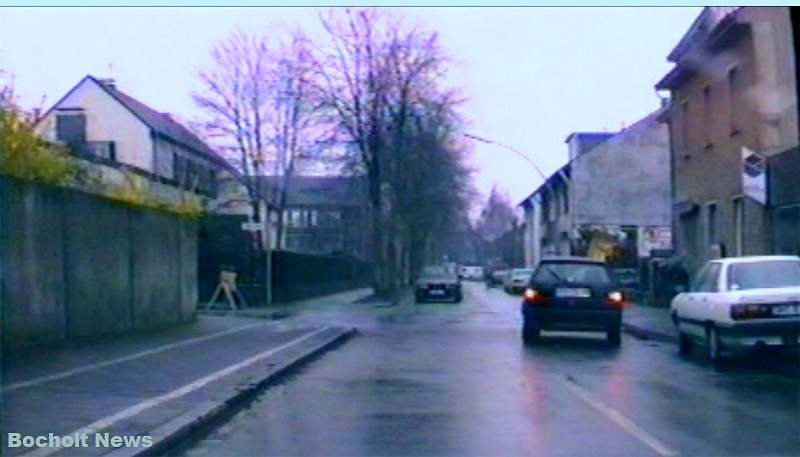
[513,254,800,366]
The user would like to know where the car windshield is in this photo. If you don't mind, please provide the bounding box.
[420,267,452,280]
[728,260,800,290]
[513,269,534,278]
[534,262,611,284]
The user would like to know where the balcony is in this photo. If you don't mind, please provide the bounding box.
[82,141,116,161]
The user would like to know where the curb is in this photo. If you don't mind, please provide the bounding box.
[621,322,677,344]
[104,326,357,457]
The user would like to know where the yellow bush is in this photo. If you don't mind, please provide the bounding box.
[0,107,79,185]
[103,171,205,219]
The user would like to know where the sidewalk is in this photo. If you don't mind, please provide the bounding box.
[1,295,359,456]
[622,302,677,343]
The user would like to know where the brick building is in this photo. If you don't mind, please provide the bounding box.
[656,7,799,273]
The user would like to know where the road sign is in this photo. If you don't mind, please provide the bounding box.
[742,147,767,205]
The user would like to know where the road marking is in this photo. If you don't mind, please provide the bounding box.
[3,321,271,393]
[562,377,680,457]
[20,326,333,457]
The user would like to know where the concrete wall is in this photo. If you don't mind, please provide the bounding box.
[571,114,672,227]
[36,77,154,172]
[1,177,198,349]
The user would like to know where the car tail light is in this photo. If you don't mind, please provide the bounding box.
[731,303,771,320]
[606,291,625,309]
[523,288,547,305]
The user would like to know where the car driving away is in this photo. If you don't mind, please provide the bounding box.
[521,257,625,346]
[670,255,800,366]
[415,266,463,303]
[505,268,535,295]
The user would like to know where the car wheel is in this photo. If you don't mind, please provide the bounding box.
[706,324,724,367]
[522,320,541,344]
[607,329,621,346]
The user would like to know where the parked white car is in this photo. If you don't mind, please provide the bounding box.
[670,255,800,364]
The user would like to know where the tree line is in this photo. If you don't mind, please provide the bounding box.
[194,8,474,295]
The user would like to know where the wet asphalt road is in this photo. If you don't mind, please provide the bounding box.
[176,283,800,457]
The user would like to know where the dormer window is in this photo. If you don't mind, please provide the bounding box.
[55,110,86,148]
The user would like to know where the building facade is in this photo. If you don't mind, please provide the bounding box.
[258,176,371,260]
[36,75,227,202]
[520,111,672,268]
[656,7,799,273]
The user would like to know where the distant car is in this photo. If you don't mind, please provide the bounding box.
[459,265,484,281]
[521,257,625,345]
[488,269,509,287]
[670,256,800,365]
[416,266,462,303]
[504,268,535,295]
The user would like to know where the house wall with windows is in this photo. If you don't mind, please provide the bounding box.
[37,78,152,171]
[36,75,225,201]
[656,6,799,273]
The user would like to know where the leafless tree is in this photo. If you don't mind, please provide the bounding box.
[315,8,472,294]
[475,186,518,244]
[194,30,272,243]
[194,29,330,249]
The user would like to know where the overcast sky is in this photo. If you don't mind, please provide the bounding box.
[0,6,700,207]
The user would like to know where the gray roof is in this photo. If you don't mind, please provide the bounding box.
[87,76,227,167]
[256,176,367,207]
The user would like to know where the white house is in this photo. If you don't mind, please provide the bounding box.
[36,75,229,199]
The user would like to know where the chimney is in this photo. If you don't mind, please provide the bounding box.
[98,78,116,90]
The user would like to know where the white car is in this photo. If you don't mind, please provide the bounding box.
[670,255,800,364]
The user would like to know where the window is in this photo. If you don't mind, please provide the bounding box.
[533,262,612,285]
[728,66,741,134]
[703,85,712,146]
[707,203,717,247]
[692,262,721,292]
[728,260,800,291]
[680,100,690,152]
[733,197,744,255]
[55,113,87,147]
[561,187,569,214]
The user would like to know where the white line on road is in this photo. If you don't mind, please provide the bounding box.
[3,321,271,393]
[561,377,680,457]
[20,326,333,457]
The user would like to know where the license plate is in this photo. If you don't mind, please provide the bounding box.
[772,304,800,316]
[555,288,591,298]
[429,289,445,296]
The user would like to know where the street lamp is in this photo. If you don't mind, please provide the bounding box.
[463,132,556,269]
[462,133,549,182]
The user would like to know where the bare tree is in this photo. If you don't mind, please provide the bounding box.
[195,30,331,249]
[194,30,272,244]
[314,8,472,294]
[265,31,335,247]
[475,186,518,244]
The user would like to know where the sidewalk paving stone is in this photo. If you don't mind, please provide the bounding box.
[1,289,365,457]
